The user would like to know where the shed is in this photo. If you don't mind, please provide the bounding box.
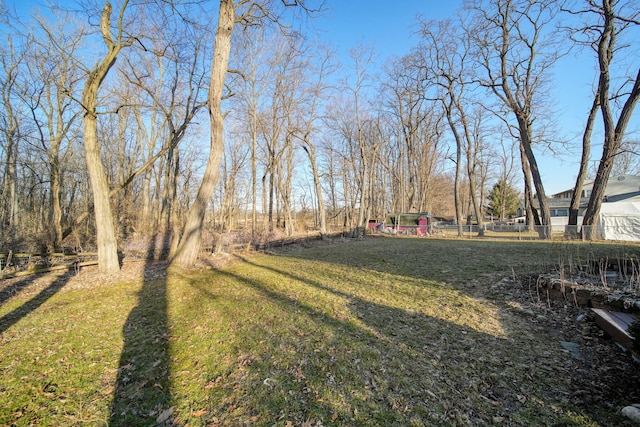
[385,212,431,234]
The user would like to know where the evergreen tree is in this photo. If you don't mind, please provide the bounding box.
[487,179,519,221]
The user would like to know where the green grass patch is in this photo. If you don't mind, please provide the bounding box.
[1,238,639,426]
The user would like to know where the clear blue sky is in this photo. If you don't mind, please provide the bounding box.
[313,1,461,60]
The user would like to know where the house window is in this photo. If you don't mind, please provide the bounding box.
[550,208,569,217]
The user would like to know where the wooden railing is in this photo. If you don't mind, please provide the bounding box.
[0,232,346,279]
[0,251,98,279]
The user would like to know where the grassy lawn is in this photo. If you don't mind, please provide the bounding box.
[1,237,639,426]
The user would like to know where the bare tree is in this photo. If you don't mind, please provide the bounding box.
[468,0,563,239]
[217,122,250,232]
[612,140,640,175]
[79,1,137,272]
[345,45,375,237]
[268,33,308,236]
[566,92,599,237]
[256,33,300,234]
[416,19,490,236]
[120,15,209,249]
[568,0,640,239]
[382,54,430,214]
[0,34,25,241]
[318,123,344,230]
[232,26,272,239]
[324,95,360,234]
[467,107,492,231]
[24,15,84,250]
[291,46,335,238]
[171,0,321,267]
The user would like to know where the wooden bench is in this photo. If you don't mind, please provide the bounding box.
[591,308,637,350]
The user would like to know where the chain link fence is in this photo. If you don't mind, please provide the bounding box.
[427,222,640,242]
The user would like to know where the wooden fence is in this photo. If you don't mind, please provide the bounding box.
[0,251,98,279]
[0,232,345,279]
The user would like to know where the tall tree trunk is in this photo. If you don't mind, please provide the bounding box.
[581,0,640,240]
[251,110,257,239]
[342,160,350,235]
[0,39,20,240]
[262,174,268,230]
[582,72,639,240]
[327,147,337,230]
[405,133,417,212]
[304,144,327,237]
[355,147,369,238]
[268,167,275,231]
[168,149,180,259]
[445,105,464,237]
[50,156,64,250]
[519,143,540,231]
[141,166,153,232]
[279,137,295,236]
[1,136,17,231]
[81,1,131,273]
[517,117,550,239]
[566,94,599,238]
[161,147,174,231]
[171,0,234,267]
[460,108,484,237]
[84,113,120,272]
[275,165,282,230]
[136,108,154,234]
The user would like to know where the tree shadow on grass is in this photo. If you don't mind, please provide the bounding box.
[228,259,640,425]
[257,241,640,425]
[207,257,513,425]
[109,237,171,426]
[0,275,41,306]
[0,273,71,335]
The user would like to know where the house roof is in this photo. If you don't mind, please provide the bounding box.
[522,175,640,210]
[552,175,640,201]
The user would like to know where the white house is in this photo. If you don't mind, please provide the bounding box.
[518,175,640,239]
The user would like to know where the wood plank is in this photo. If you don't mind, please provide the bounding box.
[0,260,98,279]
[608,311,636,329]
[591,308,637,350]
